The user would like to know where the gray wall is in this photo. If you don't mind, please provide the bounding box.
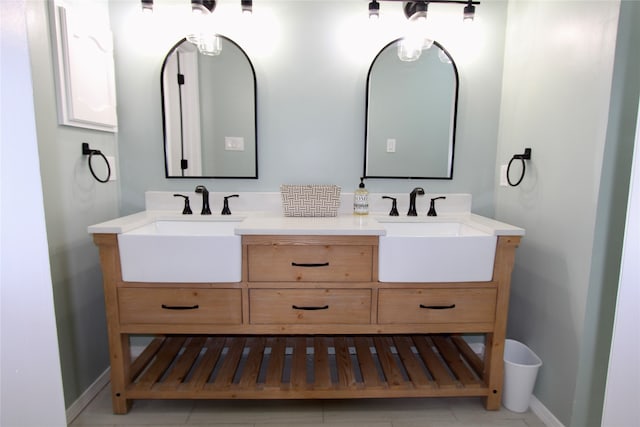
[26,0,119,407]
[111,0,509,216]
[495,0,638,425]
[571,1,640,424]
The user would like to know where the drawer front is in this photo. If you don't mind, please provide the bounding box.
[378,288,496,324]
[118,288,242,324]
[247,245,373,282]
[250,289,371,324]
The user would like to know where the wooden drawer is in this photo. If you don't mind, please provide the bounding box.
[118,288,242,324]
[249,289,371,324]
[378,288,496,324]
[247,244,373,282]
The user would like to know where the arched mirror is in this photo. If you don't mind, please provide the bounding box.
[364,39,458,179]
[161,36,257,178]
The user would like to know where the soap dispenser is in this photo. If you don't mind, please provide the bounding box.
[353,177,369,215]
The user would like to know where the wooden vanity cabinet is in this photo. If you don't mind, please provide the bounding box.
[92,233,520,414]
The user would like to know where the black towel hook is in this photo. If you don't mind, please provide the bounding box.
[82,142,111,183]
[507,148,532,187]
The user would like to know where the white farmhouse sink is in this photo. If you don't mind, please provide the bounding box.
[378,221,497,282]
[118,220,242,283]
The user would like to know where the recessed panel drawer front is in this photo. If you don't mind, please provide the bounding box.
[118,288,242,324]
[247,245,373,282]
[378,288,497,324]
[250,289,371,324]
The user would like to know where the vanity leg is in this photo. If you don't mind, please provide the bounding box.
[94,234,133,413]
[483,333,504,410]
[484,236,520,410]
[109,334,132,414]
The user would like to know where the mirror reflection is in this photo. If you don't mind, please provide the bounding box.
[364,39,458,179]
[161,36,257,178]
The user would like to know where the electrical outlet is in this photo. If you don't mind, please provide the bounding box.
[386,138,396,153]
[225,137,245,151]
[106,156,117,181]
[500,164,508,187]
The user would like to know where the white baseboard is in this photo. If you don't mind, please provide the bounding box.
[65,367,110,425]
[65,346,146,425]
[530,395,565,427]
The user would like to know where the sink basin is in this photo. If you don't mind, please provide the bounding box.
[118,220,242,283]
[378,221,497,282]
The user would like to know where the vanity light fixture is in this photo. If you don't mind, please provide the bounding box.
[463,0,476,21]
[187,0,221,56]
[241,0,253,15]
[404,1,428,21]
[368,1,480,23]
[141,0,153,14]
[368,0,380,20]
[370,1,480,61]
[399,2,429,62]
[191,0,216,15]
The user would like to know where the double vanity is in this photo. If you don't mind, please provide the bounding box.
[89,192,523,414]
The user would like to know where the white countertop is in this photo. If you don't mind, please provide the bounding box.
[87,191,524,236]
[87,210,524,237]
[234,213,386,235]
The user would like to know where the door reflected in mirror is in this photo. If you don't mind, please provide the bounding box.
[364,39,458,179]
[161,36,257,178]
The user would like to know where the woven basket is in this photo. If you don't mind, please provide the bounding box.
[280,184,341,217]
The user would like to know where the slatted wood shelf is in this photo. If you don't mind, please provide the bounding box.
[126,334,489,400]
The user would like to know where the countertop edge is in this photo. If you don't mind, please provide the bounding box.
[87,211,525,237]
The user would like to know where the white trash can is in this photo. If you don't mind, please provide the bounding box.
[502,339,542,412]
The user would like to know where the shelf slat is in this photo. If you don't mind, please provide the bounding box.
[264,337,286,390]
[412,336,457,389]
[135,336,186,390]
[393,336,433,389]
[180,336,225,392]
[313,337,332,390]
[354,337,384,389]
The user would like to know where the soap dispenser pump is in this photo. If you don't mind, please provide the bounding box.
[354,177,369,215]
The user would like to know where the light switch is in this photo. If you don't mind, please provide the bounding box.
[500,164,508,187]
[386,138,396,153]
[225,137,245,151]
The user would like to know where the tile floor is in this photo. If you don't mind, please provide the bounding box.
[70,384,547,427]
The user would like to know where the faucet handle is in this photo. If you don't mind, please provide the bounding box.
[173,194,193,215]
[427,196,446,217]
[382,196,399,216]
[221,194,239,215]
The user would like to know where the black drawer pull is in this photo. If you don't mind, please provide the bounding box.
[419,304,456,310]
[292,304,329,311]
[161,304,199,310]
[291,262,330,268]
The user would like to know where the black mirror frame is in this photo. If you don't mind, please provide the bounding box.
[363,38,459,180]
[160,35,258,179]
